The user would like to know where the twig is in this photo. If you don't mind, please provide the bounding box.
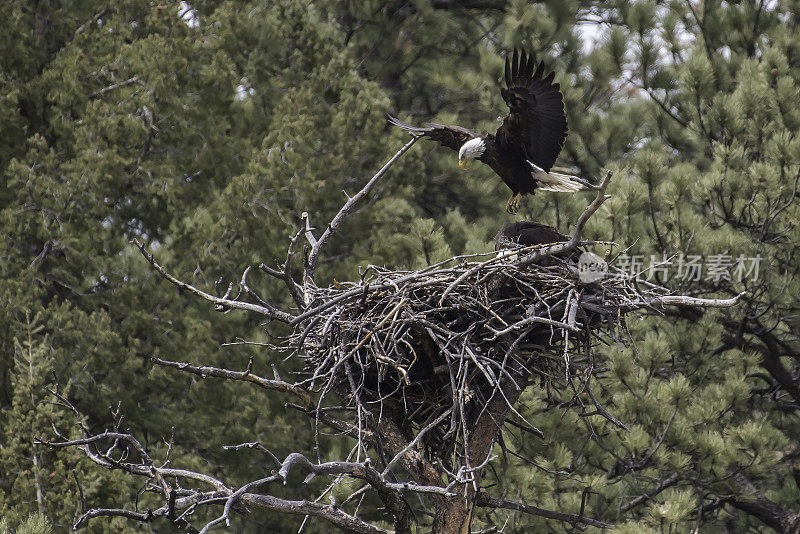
[475,493,613,529]
[132,240,295,323]
[90,77,141,98]
[305,135,420,287]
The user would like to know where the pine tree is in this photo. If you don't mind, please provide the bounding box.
[478,1,800,531]
[0,313,69,526]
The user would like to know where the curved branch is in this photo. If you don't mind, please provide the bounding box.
[75,508,154,530]
[259,225,306,309]
[133,240,295,323]
[518,168,614,268]
[475,493,613,529]
[241,493,393,534]
[151,357,371,442]
[305,135,421,286]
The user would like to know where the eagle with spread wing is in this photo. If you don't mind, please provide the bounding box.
[390,48,582,214]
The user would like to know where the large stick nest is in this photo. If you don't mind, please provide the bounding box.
[291,244,670,463]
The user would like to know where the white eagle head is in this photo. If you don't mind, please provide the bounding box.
[458,137,486,170]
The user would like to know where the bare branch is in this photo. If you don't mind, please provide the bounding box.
[259,225,306,309]
[305,135,421,286]
[643,291,746,308]
[132,239,295,323]
[278,453,454,496]
[222,441,281,465]
[75,508,153,529]
[518,169,613,268]
[475,493,613,529]
[241,493,393,534]
[151,357,372,442]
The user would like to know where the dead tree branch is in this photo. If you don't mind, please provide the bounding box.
[304,135,421,290]
[132,240,295,323]
[475,493,613,529]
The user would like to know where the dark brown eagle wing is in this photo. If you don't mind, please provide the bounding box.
[495,48,568,172]
[388,116,478,151]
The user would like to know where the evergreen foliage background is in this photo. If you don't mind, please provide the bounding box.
[1,0,798,531]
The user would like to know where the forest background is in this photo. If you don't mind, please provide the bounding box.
[2,0,799,532]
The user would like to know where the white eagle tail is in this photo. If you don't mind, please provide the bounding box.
[529,162,585,193]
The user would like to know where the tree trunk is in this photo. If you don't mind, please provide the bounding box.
[433,372,527,533]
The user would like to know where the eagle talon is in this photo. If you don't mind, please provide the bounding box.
[506,193,522,214]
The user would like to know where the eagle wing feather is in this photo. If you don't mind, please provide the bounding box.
[496,48,568,173]
[387,116,478,152]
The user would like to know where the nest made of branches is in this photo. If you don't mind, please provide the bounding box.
[289,244,672,463]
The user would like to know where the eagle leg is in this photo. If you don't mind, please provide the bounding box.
[506,193,522,214]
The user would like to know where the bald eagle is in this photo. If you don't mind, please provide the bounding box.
[390,48,582,214]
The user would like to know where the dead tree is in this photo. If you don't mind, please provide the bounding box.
[38,136,743,533]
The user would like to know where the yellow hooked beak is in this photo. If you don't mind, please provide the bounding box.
[459,158,467,170]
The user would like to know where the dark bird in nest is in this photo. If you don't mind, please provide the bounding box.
[495,221,569,250]
[389,48,584,214]
[494,221,573,267]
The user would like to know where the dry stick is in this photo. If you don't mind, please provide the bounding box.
[75,509,153,529]
[150,356,371,442]
[200,476,280,533]
[277,453,455,497]
[437,243,557,307]
[292,271,453,326]
[382,408,453,476]
[59,410,394,534]
[304,135,421,288]
[241,493,393,534]
[475,493,613,529]
[489,315,580,338]
[519,168,614,269]
[643,291,746,308]
[222,442,281,466]
[259,225,306,309]
[43,433,231,493]
[132,240,295,323]
[345,297,410,383]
